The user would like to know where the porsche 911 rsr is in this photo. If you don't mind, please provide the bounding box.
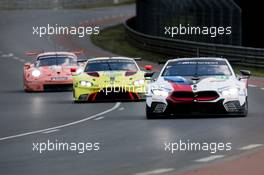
[72,57,153,102]
[23,52,82,92]
[146,58,251,119]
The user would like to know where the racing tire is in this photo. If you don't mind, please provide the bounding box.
[146,105,158,119]
[24,87,33,93]
[74,99,86,104]
[24,89,30,93]
[239,98,248,117]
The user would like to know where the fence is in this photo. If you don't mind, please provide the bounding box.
[135,0,241,46]
[124,17,264,68]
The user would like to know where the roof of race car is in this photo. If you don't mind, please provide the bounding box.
[37,52,77,60]
[87,57,137,62]
[168,57,228,62]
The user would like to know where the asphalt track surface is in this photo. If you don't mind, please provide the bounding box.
[0,5,264,175]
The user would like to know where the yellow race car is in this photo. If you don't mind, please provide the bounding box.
[72,57,153,102]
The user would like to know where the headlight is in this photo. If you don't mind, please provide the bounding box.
[150,85,173,98]
[133,79,145,86]
[80,81,93,87]
[221,87,239,97]
[32,69,41,77]
[152,89,169,97]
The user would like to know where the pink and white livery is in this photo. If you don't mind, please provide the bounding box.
[23,51,82,92]
[146,58,251,119]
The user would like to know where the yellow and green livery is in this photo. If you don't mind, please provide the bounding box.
[72,57,153,102]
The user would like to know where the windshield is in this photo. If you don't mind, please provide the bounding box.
[85,59,139,72]
[35,56,77,67]
[162,60,232,77]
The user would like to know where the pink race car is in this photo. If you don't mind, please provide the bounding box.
[23,51,82,92]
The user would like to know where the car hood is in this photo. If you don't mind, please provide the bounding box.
[76,71,145,87]
[37,65,74,75]
[156,76,240,91]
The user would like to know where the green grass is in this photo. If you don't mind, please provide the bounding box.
[91,25,164,61]
[116,0,135,5]
[91,24,264,77]
[233,65,264,77]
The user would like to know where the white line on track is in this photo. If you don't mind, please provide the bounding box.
[12,57,19,60]
[249,84,257,87]
[94,117,104,121]
[118,107,125,111]
[134,168,175,175]
[8,53,14,57]
[0,102,121,141]
[2,53,14,58]
[261,88,264,90]
[19,59,25,62]
[195,155,225,162]
[42,129,60,134]
[238,144,263,150]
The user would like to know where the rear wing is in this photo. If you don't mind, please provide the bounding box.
[25,51,44,57]
[71,50,84,56]
[77,58,89,63]
[78,57,142,63]
[24,50,85,57]
[77,58,89,67]
[133,58,142,61]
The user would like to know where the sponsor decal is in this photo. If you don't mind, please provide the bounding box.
[51,77,68,81]
[164,76,189,84]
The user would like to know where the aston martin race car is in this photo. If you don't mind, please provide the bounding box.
[23,52,82,92]
[72,57,153,102]
[146,58,251,119]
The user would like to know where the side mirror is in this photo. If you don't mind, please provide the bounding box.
[71,67,77,73]
[24,63,31,69]
[71,67,77,76]
[144,65,153,71]
[240,70,251,79]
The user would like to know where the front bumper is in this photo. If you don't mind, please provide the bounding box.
[24,79,73,91]
[74,85,146,102]
[149,100,245,115]
[146,94,246,115]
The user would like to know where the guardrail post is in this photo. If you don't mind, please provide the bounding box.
[196,48,200,57]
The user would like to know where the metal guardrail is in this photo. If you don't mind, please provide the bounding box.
[124,17,264,68]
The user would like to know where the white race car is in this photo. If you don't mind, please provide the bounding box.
[146,58,251,119]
